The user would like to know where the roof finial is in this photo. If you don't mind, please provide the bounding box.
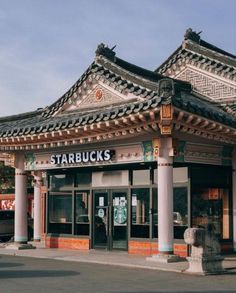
[184,28,201,43]
[95,43,116,61]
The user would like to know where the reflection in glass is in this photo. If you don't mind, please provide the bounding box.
[192,188,230,239]
[173,187,188,239]
[75,172,91,186]
[112,191,127,249]
[49,174,73,191]
[75,191,90,235]
[152,187,188,239]
[131,188,150,238]
[94,192,108,247]
[152,188,158,238]
[48,192,72,234]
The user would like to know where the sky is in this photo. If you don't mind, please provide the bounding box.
[0,0,235,117]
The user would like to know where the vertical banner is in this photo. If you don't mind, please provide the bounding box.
[142,141,153,162]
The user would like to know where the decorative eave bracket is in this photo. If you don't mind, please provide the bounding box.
[158,78,174,135]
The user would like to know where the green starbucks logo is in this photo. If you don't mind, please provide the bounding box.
[114,206,127,224]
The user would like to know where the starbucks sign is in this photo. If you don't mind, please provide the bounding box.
[50,149,115,165]
[114,206,127,225]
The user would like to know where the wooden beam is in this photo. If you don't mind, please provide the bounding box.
[129,115,137,123]
[199,120,209,128]
[149,111,155,121]
[177,111,184,121]
[138,114,146,122]
[84,125,89,132]
[214,125,223,132]
[114,120,120,126]
[122,117,131,126]
[192,117,202,126]
[129,128,135,134]
[151,123,158,130]
[206,123,216,131]
[143,125,152,132]
[174,123,181,130]
[136,127,142,133]
[186,115,194,124]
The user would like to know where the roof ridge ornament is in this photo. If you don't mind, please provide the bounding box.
[95,43,116,61]
[158,78,175,104]
[184,28,202,43]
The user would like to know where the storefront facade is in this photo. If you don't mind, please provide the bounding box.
[30,139,232,256]
[0,29,235,256]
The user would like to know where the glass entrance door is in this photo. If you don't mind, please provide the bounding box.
[93,189,128,250]
[93,191,109,248]
[112,190,128,249]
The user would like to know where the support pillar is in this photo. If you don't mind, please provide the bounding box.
[14,153,28,244]
[33,172,42,242]
[157,137,174,255]
[7,153,35,250]
[233,148,236,252]
[147,137,181,263]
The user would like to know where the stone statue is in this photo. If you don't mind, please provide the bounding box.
[184,225,225,275]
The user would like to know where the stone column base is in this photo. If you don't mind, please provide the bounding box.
[33,239,41,242]
[184,255,226,275]
[5,243,36,250]
[146,253,184,263]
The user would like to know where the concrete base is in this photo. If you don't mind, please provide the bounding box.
[5,243,36,250]
[184,255,226,275]
[33,239,41,242]
[146,253,184,263]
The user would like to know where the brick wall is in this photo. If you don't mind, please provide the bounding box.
[45,236,90,250]
[128,240,188,257]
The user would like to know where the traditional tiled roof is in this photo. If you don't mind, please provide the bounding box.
[156,28,236,78]
[173,92,235,128]
[156,28,236,116]
[0,89,235,139]
[0,43,235,146]
[0,97,158,138]
[42,43,191,118]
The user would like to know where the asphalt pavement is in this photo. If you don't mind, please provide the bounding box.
[0,254,236,293]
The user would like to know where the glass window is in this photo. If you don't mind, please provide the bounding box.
[132,170,150,185]
[152,188,158,238]
[75,172,91,186]
[75,191,90,236]
[92,171,129,187]
[191,166,230,186]
[131,188,150,238]
[173,187,188,239]
[49,174,73,191]
[48,192,72,234]
[152,187,188,239]
[192,188,230,239]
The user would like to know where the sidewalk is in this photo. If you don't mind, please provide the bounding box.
[0,241,236,274]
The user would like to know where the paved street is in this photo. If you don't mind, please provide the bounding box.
[0,255,235,293]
